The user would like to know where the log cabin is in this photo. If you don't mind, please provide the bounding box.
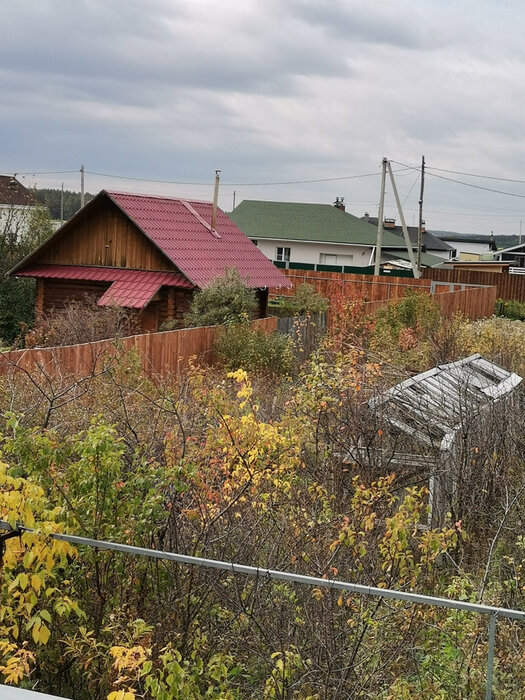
[10,190,289,332]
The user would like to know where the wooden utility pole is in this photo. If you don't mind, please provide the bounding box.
[80,164,85,208]
[211,169,221,231]
[387,161,420,278]
[374,158,387,276]
[417,155,425,275]
[60,182,64,225]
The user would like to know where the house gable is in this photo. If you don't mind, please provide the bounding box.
[37,195,174,272]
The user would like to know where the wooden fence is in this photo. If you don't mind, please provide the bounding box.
[328,284,497,326]
[0,317,278,380]
[273,269,430,302]
[273,268,497,322]
[423,267,525,303]
[0,269,499,382]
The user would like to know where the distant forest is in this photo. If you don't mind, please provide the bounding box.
[34,188,95,221]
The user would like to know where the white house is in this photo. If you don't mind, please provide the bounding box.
[431,232,497,261]
[0,175,39,242]
[230,199,443,272]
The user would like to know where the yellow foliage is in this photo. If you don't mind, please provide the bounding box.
[0,459,81,686]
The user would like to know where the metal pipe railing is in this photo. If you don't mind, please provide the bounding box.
[1,520,522,697]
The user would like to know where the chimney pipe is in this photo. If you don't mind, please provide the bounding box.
[334,196,345,212]
[211,169,221,231]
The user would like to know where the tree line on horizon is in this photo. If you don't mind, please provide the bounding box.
[33,188,94,221]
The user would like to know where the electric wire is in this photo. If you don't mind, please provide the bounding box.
[85,168,391,187]
[426,166,525,185]
[14,170,79,176]
[391,160,525,200]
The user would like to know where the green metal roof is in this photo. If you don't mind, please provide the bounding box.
[230,200,408,248]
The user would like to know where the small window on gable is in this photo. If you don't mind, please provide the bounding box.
[276,246,291,262]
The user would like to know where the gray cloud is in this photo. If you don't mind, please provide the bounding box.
[1,0,525,234]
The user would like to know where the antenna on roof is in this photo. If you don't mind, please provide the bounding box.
[211,169,221,231]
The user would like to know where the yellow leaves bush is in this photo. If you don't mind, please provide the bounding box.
[0,459,81,685]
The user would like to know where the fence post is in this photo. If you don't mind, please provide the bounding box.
[485,613,497,700]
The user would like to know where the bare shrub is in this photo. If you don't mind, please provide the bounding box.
[25,295,140,347]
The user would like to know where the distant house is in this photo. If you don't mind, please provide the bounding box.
[363,215,456,260]
[493,242,525,270]
[230,199,442,272]
[431,232,497,261]
[10,190,289,332]
[0,175,39,241]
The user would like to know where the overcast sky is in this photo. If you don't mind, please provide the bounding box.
[3,0,525,234]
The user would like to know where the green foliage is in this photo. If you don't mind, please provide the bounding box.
[459,315,525,376]
[369,290,442,370]
[0,326,523,696]
[214,324,294,374]
[185,268,257,327]
[269,283,329,317]
[0,206,54,345]
[495,298,525,320]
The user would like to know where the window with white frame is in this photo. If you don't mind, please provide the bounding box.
[276,246,291,261]
[319,253,354,265]
[319,253,338,265]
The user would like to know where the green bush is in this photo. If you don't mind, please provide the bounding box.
[186,268,257,327]
[268,284,329,317]
[495,298,525,321]
[214,324,294,375]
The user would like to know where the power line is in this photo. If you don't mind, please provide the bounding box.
[392,160,525,199]
[426,165,525,185]
[391,160,525,199]
[426,170,525,199]
[85,169,388,187]
[14,170,79,176]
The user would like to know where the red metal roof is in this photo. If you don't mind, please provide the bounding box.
[97,278,163,308]
[105,191,290,289]
[16,264,194,309]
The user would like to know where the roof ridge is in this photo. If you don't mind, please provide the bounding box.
[105,189,211,205]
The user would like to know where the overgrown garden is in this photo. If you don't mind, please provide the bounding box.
[0,290,525,698]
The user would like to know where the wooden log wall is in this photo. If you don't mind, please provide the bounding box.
[423,267,525,303]
[0,317,278,381]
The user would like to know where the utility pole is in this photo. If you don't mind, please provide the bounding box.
[80,164,85,208]
[417,155,425,276]
[374,158,387,276]
[60,182,64,225]
[520,220,523,245]
[211,169,221,231]
[387,160,420,278]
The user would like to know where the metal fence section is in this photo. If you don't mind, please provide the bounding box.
[0,519,523,699]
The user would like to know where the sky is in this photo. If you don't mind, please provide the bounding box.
[3,0,525,235]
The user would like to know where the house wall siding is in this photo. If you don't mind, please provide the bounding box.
[254,239,374,266]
